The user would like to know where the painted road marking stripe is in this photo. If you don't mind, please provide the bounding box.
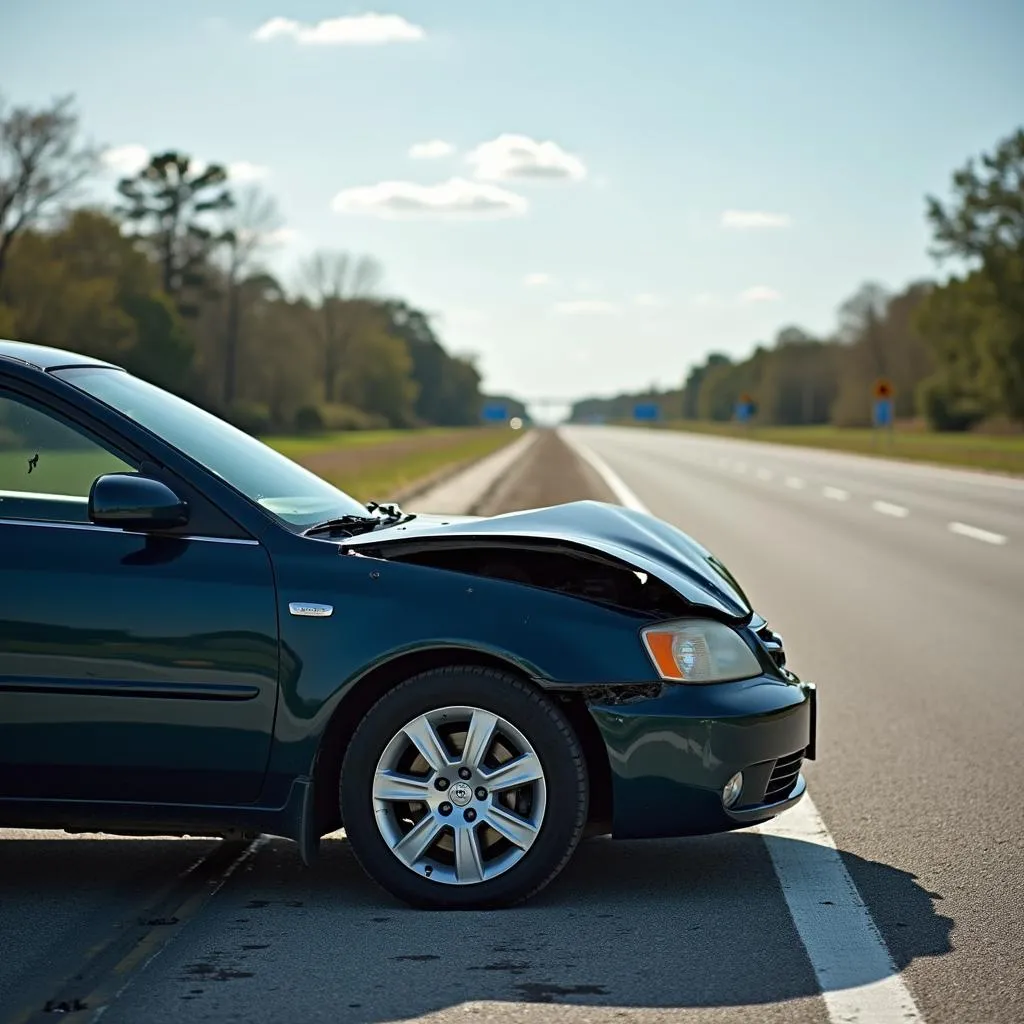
[558,430,926,1024]
[759,795,924,1023]
[786,476,806,490]
[872,500,909,518]
[948,521,1007,545]
[757,468,774,481]
[823,487,850,501]
[734,461,747,473]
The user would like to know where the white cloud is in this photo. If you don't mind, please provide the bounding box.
[524,272,553,287]
[100,144,150,175]
[252,13,424,44]
[409,140,455,160]
[228,160,270,182]
[468,134,586,182]
[690,292,725,308]
[634,292,668,307]
[331,177,528,218]
[554,299,622,315]
[739,285,782,304]
[721,210,792,229]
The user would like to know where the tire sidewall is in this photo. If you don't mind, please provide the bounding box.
[340,667,587,909]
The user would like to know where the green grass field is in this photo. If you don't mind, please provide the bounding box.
[646,421,1024,475]
[268,427,521,502]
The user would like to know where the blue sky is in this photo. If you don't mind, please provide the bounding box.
[3,1,1022,407]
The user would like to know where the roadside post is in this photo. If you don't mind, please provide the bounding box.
[871,378,895,450]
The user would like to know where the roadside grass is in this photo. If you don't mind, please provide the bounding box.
[634,421,1024,475]
[0,449,130,495]
[266,426,522,502]
[267,428,452,461]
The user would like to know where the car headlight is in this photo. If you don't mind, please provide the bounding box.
[641,619,762,683]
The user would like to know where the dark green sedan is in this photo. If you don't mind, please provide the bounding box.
[0,340,816,909]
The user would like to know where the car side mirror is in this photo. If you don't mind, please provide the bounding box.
[89,473,189,531]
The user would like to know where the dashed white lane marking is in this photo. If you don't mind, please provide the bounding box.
[559,431,925,1024]
[948,521,1007,545]
[872,500,909,518]
[786,476,806,489]
[757,468,773,481]
[734,461,747,473]
[823,486,850,501]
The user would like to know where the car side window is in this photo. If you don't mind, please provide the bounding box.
[0,390,136,524]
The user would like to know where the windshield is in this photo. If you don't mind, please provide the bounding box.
[56,366,370,528]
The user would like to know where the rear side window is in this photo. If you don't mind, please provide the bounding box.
[0,391,135,523]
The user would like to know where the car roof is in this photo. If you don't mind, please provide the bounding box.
[0,339,119,371]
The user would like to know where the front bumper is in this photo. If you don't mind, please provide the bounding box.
[587,675,816,840]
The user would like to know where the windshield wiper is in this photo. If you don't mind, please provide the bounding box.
[302,514,383,537]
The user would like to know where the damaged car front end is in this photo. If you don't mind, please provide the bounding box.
[334,499,817,845]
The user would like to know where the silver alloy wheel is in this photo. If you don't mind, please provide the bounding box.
[371,705,548,886]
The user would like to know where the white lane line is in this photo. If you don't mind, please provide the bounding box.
[558,430,926,1024]
[567,437,649,513]
[823,487,850,502]
[872,500,909,519]
[734,461,747,473]
[757,468,774,481]
[786,476,806,490]
[759,795,925,1023]
[948,521,1007,545]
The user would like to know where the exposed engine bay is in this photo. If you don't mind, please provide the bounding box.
[359,541,690,618]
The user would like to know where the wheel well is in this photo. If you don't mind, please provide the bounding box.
[310,647,613,837]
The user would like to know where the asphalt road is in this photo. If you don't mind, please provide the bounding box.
[1,427,1020,1024]
[559,424,1024,1024]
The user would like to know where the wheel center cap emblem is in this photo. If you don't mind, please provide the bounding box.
[448,781,473,806]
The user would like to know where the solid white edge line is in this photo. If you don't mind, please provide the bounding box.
[948,521,1007,546]
[560,431,649,512]
[872,500,909,518]
[558,427,926,1024]
[823,486,850,501]
[759,795,925,1023]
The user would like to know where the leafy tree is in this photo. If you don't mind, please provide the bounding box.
[382,301,482,426]
[0,93,98,290]
[116,151,233,316]
[924,128,1024,421]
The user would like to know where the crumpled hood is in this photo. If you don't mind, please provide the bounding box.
[341,499,753,621]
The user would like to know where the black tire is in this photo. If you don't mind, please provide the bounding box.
[340,665,588,909]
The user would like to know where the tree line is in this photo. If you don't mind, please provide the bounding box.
[0,93,490,434]
[571,126,1024,432]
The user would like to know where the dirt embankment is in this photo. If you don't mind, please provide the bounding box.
[475,428,615,515]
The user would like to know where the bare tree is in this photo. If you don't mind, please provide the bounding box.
[0,93,99,290]
[837,282,891,375]
[221,185,285,405]
[298,249,383,402]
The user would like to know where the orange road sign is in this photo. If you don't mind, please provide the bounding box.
[873,378,894,399]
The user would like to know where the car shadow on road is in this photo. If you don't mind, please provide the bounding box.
[0,830,953,1021]
[161,828,955,1021]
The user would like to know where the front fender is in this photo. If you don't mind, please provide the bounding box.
[264,549,660,785]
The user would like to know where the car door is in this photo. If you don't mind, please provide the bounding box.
[0,383,280,806]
